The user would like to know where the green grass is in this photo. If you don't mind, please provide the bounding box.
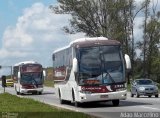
[44,79,54,87]
[0,93,92,118]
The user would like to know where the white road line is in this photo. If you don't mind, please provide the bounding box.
[140,106,160,111]
[49,103,80,112]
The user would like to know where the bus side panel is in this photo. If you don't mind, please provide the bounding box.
[57,69,76,101]
[53,47,75,101]
[65,69,77,102]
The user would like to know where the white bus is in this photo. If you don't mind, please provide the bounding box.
[52,37,131,107]
[13,61,46,95]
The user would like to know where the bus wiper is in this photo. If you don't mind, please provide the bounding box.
[104,71,115,83]
[31,77,38,88]
[100,53,115,84]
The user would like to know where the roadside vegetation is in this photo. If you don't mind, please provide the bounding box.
[44,67,54,87]
[0,93,92,118]
[157,83,160,91]
[44,79,54,87]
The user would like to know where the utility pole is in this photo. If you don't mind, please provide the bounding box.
[0,66,13,93]
[2,75,6,93]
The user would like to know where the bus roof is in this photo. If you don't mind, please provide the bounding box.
[70,37,108,45]
[14,61,39,66]
[53,37,120,53]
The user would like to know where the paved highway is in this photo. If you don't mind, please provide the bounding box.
[0,85,160,118]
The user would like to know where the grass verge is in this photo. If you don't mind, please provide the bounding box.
[0,93,92,118]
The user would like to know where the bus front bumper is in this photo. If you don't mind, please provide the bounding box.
[78,90,127,103]
[20,88,43,94]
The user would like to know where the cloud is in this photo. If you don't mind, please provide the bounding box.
[3,3,70,49]
[1,2,85,71]
[3,26,33,48]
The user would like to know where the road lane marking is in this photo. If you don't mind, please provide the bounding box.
[140,106,160,111]
[46,102,80,112]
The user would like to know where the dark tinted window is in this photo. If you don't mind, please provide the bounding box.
[136,79,153,85]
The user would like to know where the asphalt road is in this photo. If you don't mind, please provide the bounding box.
[0,84,160,118]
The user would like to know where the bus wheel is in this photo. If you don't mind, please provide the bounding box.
[75,101,80,107]
[20,92,24,95]
[58,89,65,104]
[16,91,20,95]
[72,90,80,107]
[112,100,119,106]
[36,91,42,95]
[38,92,42,95]
[15,86,20,95]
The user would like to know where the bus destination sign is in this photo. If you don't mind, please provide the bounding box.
[21,64,42,73]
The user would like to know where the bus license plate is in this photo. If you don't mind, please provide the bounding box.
[100,95,108,98]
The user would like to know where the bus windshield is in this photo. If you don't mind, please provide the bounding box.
[20,72,43,85]
[77,45,124,85]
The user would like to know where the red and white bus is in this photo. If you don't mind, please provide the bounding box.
[13,61,46,95]
[52,37,131,107]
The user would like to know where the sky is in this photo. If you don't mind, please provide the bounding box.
[0,0,85,75]
[0,0,159,75]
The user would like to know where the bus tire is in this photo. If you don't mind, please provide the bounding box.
[58,89,65,104]
[20,92,24,95]
[75,101,80,107]
[112,100,119,106]
[16,91,20,95]
[15,86,20,95]
[72,90,80,107]
[38,92,42,95]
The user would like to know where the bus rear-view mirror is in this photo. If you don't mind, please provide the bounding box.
[18,72,20,78]
[73,58,78,73]
[124,54,131,70]
[43,70,46,77]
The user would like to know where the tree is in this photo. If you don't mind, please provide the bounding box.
[50,0,133,48]
[142,0,150,76]
[136,0,160,79]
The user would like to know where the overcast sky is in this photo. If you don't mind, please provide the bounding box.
[0,0,159,75]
